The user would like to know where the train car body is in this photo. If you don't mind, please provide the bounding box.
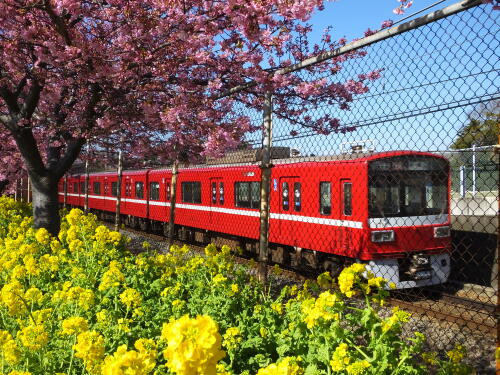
[59,151,451,288]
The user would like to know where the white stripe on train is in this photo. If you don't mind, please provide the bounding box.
[59,193,448,229]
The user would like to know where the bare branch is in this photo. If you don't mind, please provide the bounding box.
[42,0,72,46]
[11,126,46,176]
[19,80,42,121]
[53,137,86,178]
[0,86,20,114]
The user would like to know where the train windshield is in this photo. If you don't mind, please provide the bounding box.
[368,156,448,218]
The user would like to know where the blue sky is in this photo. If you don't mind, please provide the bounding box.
[242,0,499,156]
[308,0,458,43]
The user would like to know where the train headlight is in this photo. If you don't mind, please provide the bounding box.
[371,230,394,242]
[434,226,450,238]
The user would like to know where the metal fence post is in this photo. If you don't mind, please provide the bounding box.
[460,165,466,197]
[258,91,273,283]
[472,143,477,195]
[496,139,499,370]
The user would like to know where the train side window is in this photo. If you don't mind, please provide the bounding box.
[93,182,101,195]
[166,182,171,201]
[135,182,144,199]
[149,182,160,200]
[111,182,118,196]
[212,182,217,204]
[235,181,260,209]
[80,182,85,194]
[320,182,331,215]
[282,182,289,211]
[182,182,202,203]
[73,183,78,193]
[219,182,224,205]
[250,182,259,209]
[343,181,352,216]
[293,182,301,212]
[125,181,131,197]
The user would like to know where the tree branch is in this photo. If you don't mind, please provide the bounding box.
[11,126,46,177]
[53,137,86,179]
[0,86,20,114]
[19,80,42,121]
[42,0,72,46]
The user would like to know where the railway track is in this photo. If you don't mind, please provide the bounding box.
[111,223,497,337]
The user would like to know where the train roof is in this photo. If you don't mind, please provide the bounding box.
[148,150,446,172]
[66,150,446,177]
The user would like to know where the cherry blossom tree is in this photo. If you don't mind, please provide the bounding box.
[0,0,401,234]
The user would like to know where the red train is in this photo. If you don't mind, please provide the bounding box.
[58,150,451,289]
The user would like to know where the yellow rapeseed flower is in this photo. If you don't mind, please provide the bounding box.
[1,280,26,316]
[447,344,466,364]
[18,325,49,351]
[24,287,43,304]
[346,360,370,375]
[34,228,50,245]
[74,331,105,373]
[222,327,242,351]
[99,261,125,291]
[61,317,89,335]
[2,338,21,365]
[301,291,339,329]
[120,288,142,309]
[330,343,350,372]
[161,315,225,375]
[257,356,303,375]
[101,344,156,375]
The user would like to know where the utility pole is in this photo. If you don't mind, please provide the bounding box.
[166,159,179,251]
[84,142,90,213]
[257,92,273,284]
[114,144,123,231]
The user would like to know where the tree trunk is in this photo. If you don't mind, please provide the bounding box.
[30,174,60,235]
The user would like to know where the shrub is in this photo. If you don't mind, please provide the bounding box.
[0,197,471,374]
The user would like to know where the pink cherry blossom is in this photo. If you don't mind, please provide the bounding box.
[0,0,408,232]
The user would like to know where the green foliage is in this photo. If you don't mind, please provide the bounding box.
[0,197,473,374]
[451,102,499,149]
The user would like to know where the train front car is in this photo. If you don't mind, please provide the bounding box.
[364,153,451,289]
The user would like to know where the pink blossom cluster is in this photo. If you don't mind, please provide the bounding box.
[0,0,397,189]
[393,0,414,15]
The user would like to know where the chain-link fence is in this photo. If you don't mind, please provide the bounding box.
[222,0,498,371]
[12,0,498,371]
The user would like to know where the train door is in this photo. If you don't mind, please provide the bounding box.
[278,177,302,245]
[340,179,353,254]
[123,177,132,209]
[209,177,224,224]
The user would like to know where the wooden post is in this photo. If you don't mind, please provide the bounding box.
[257,92,273,284]
[166,159,179,252]
[114,148,123,231]
[14,179,18,201]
